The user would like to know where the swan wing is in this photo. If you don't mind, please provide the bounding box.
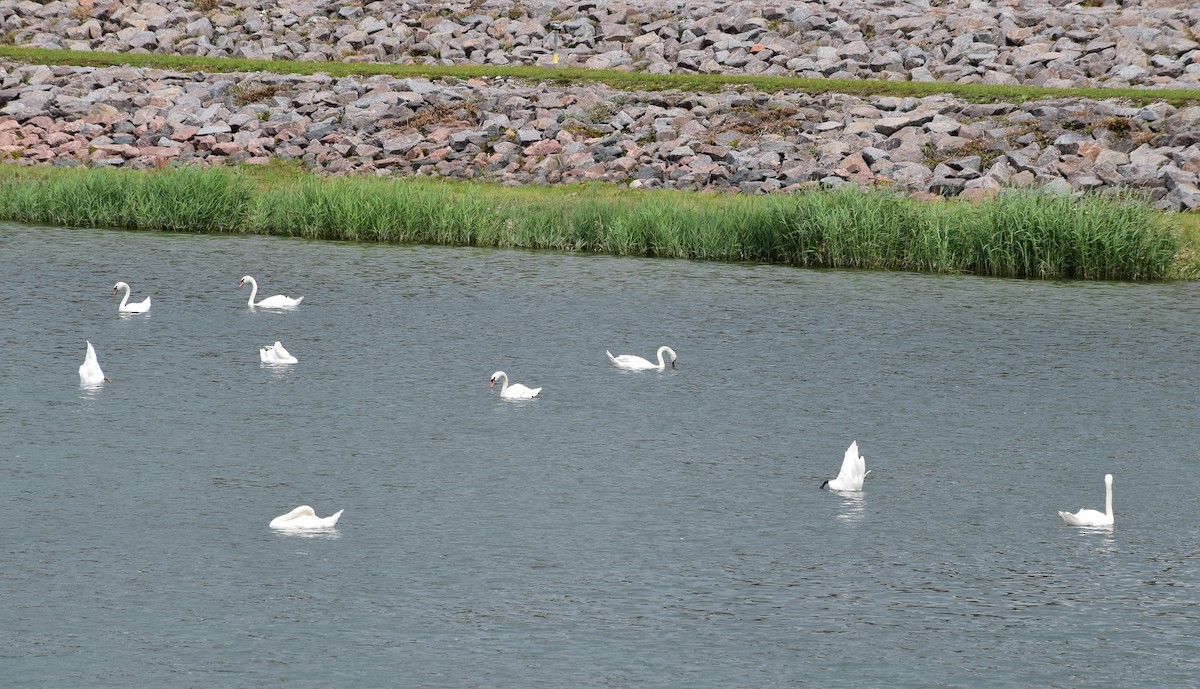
[121,296,151,313]
[256,294,302,308]
[835,446,864,489]
[1059,508,1111,527]
[1058,510,1083,526]
[504,383,541,398]
[261,342,297,364]
[270,505,318,529]
[608,353,655,370]
[270,506,342,529]
[272,342,297,363]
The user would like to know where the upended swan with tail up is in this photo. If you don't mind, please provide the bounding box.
[489,370,541,399]
[79,340,107,386]
[607,346,677,371]
[821,441,870,491]
[259,341,298,364]
[1058,474,1114,526]
[113,281,150,313]
[269,505,344,530]
[239,275,303,308]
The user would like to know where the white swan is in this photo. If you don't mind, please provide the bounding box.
[78,340,106,386]
[607,346,677,370]
[489,370,541,399]
[259,341,298,364]
[821,441,870,491]
[239,275,303,308]
[112,281,151,313]
[1059,474,1114,526]
[269,505,344,530]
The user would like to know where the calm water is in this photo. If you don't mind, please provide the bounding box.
[2,222,1198,688]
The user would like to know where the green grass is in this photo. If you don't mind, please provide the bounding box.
[0,164,1188,280]
[3,46,1200,106]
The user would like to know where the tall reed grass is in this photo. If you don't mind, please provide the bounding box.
[0,165,252,232]
[0,165,1184,280]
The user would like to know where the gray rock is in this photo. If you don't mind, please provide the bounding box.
[861,147,890,166]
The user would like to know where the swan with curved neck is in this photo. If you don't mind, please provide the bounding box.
[259,341,298,364]
[269,505,343,530]
[79,340,107,386]
[820,441,869,491]
[489,370,541,399]
[239,275,303,308]
[1059,474,1114,526]
[112,281,151,313]
[607,346,677,371]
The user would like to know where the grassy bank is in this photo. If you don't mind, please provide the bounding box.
[4,46,1200,106]
[0,164,1188,280]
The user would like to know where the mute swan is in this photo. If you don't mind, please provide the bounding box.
[78,340,107,386]
[1058,474,1114,527]
[259,341,298,364]
[269,505,344,530]
[489,370,541,399]
[239,275,303,308]
[607,346,677,371]
[821,441,870,491]
[112,281,151,313]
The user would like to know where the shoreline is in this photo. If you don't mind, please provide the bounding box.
[0,164,1183,281]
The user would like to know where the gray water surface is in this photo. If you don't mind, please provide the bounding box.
[2,222,1198,688]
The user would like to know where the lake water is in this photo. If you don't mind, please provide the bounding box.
[2,221,1198,688]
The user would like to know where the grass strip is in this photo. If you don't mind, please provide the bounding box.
[0,163,1187,280]
[3,46,1200,106]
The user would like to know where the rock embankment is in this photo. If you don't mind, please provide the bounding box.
[5,0,1200,90]
[0,0,1199,208]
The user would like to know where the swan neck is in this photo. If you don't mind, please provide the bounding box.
[118,284,130,309]
[245,278,258,306]
[498,372,508,394]
[656,346,675,369]
[1105,481,1113,519]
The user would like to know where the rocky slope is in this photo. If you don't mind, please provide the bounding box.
[1,0,1199,208]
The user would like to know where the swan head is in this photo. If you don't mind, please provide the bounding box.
[112,281,128,295]
[1104,474,1113,484]
[489,371,505,389]
[238,275,254,288]
[662,346,678,368]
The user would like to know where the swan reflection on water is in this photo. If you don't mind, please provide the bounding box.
[1066,523,1117,554]
[271,529,343,540]
[836,490,866,524]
